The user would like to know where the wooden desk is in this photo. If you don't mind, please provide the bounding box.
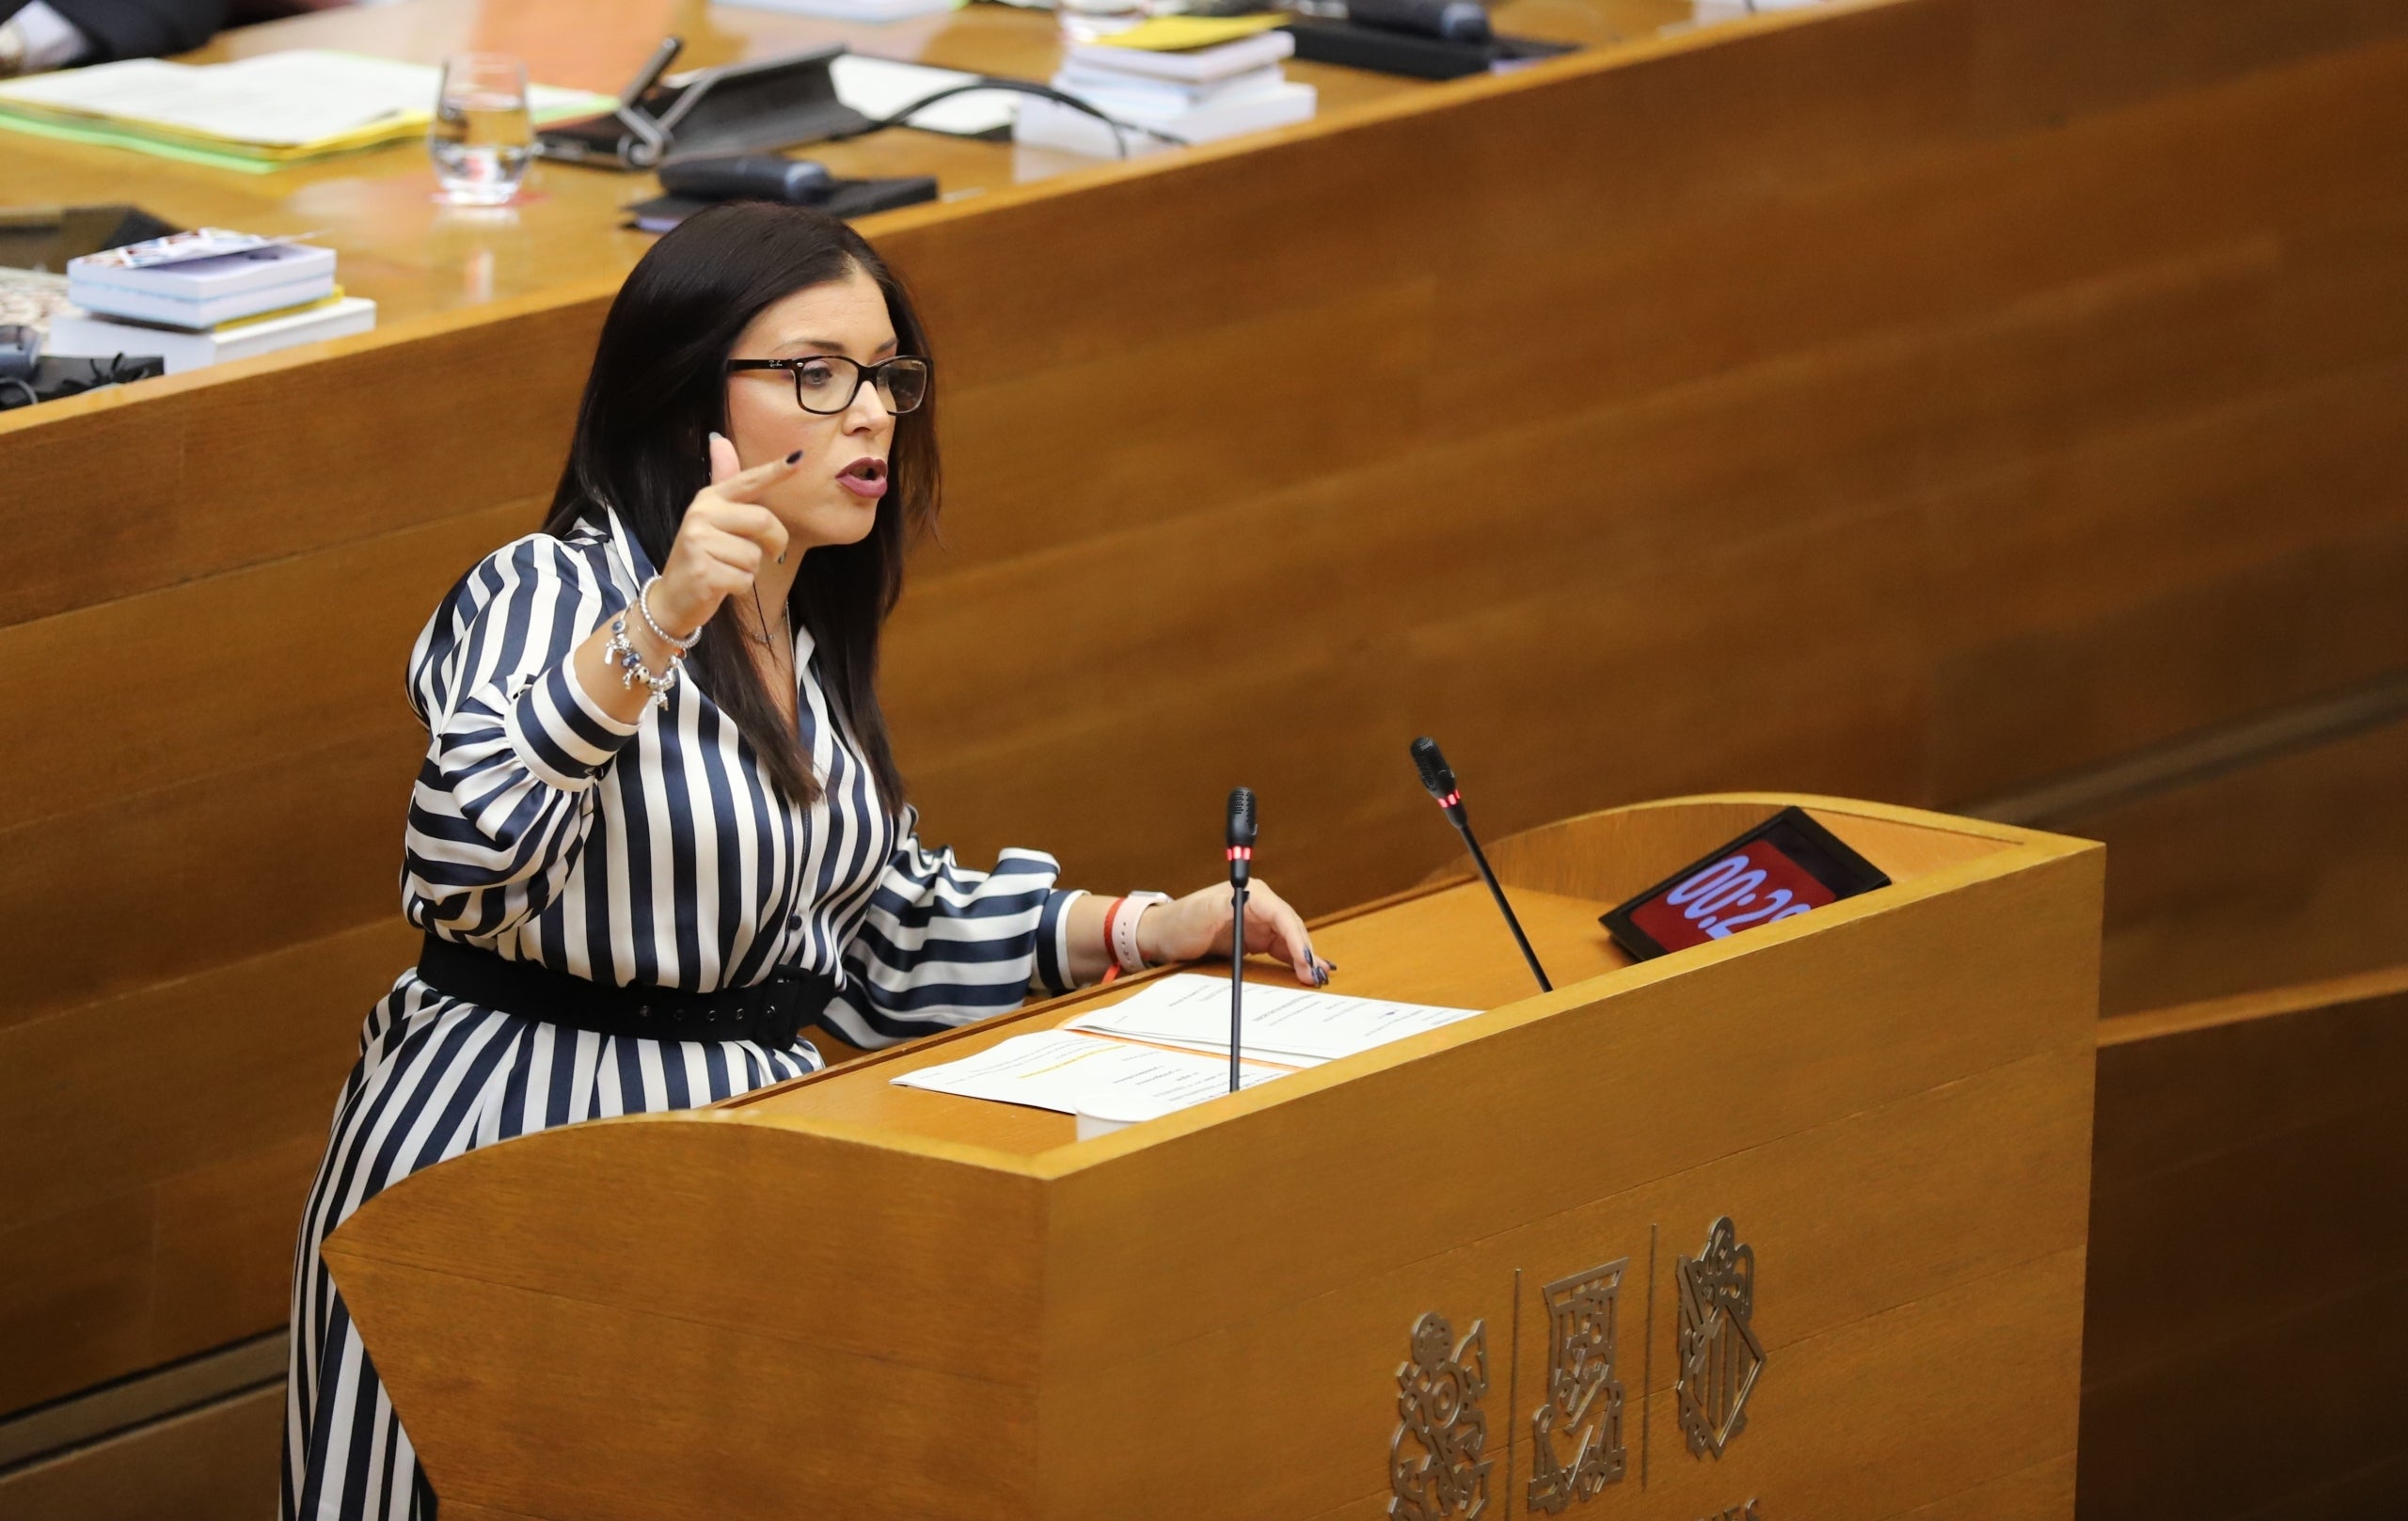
[325,795,2100,1521]
[2,0,1683,327]
[2,0,2404,1450]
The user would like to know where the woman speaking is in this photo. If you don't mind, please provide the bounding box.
[283,202,1329,1521]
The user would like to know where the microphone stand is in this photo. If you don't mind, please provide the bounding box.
[1228,874,1247,1093]
[1450,815,1550,993]
[1227,787,1257,1094]
[1410,737,1552,993]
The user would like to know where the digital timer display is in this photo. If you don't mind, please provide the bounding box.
[1602,807,1892,961]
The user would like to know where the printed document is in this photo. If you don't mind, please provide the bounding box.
[890,1029,1287,1116]
[0,51,605,149]
[1060,973,1482,1065]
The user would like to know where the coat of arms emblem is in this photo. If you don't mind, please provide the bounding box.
[1527,1260,1627,1512]
[1674,1217,1765,1459]
[1389,1311,1493,1520]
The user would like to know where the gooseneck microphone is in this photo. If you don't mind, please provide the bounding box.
[1226,787,1257,1093]
[1409,737,1552,993]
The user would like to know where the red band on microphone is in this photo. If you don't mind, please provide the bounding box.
[1437,791,1462,809]
[1226,846,1253,862]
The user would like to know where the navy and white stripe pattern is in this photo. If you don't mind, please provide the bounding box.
[284,511,1079,1521]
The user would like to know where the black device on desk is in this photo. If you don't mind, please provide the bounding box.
[1283,0,1576,80]
[1600,806,1892,961]
[536,40,872,170]
[626,154,939,233]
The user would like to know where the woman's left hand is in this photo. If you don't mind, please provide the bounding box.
[1135,879,1333,987]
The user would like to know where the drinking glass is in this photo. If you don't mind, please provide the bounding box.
[430,54,532,206]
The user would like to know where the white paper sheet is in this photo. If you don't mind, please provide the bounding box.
[1060,974,1483,1065]
[830,55,1019,136]
[889,1029,1287,1116]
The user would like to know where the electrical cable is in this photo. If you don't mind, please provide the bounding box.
[834,79,1191,160]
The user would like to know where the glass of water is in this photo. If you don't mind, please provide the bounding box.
[430,54,532,206]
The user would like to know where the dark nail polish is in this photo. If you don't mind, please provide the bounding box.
[784,449,803,465]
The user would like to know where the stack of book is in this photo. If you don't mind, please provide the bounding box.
[1019,29,1315,157]
[47,229,375,373]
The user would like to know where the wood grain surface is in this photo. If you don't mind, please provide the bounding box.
[3,0,2403,1428]
[2080,968,2408,1521]
[323,796,2100,1520]
[2,0,1687,333]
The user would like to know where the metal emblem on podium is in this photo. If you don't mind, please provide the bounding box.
[1674,1217,1765,1459]
[1527,1260,1627,1512]
[1389,1312,1493,1520]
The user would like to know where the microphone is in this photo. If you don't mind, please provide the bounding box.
[1226,787,1256,1093]
[1409,737,1552,993]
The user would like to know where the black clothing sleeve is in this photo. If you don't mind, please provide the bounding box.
[38,0,227,62]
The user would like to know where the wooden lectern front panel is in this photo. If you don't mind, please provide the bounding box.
[323,797,2098,1521]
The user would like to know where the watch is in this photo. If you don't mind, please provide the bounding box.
[1109,892,1172,974]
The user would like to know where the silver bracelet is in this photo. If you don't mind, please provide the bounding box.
[607,613,680,709]
[636,575,705,652]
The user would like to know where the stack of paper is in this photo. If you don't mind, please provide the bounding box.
[890,1029,1290,1117]
[1062,974,1484,1066]
[891,974,1483,1122]
[830,54,1020,137]
[47,229,374,373]
[1021,24,1315,156]
[0,50,611,173]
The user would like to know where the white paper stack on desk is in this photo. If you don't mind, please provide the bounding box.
[47,229,375,373]
[890,974,1482,1120]
[1019,30,1315,156]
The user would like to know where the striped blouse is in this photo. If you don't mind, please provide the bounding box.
[286,507,1081,1521]
[401,507,1081,1052]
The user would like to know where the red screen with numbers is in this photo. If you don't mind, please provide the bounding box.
[1626,837,1841,954]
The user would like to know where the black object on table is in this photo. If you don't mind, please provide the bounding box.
[0,353,166,411]
[538,44,872,170]
[625,176,941,233]
[1281,17,1576,80]
[0,203,178,272]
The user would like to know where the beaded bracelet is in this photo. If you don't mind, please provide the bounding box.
[636,575,705,652]
[607,612,680,708]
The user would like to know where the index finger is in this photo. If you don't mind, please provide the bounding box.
[713,448,807,504]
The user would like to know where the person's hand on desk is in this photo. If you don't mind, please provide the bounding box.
[1065,882,1332,988]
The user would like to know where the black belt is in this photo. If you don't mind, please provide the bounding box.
[416,934,836,1048]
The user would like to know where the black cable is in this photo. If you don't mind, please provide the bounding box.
[835,79,1190,161]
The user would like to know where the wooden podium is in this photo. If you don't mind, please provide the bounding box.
[325,795,2099,1520]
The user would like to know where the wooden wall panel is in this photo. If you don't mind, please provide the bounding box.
[0,499,532,835]
[0,920,413,1411]
[0,300,598,627]
[1,0,2403,1424]
[2080,971,2408,1521]
[0,1383,282,1521]
[2076,718,2408,1016]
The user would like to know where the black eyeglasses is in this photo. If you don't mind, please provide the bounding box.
[724,355,930,415]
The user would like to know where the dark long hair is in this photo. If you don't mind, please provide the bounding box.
[543,203,939,810]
